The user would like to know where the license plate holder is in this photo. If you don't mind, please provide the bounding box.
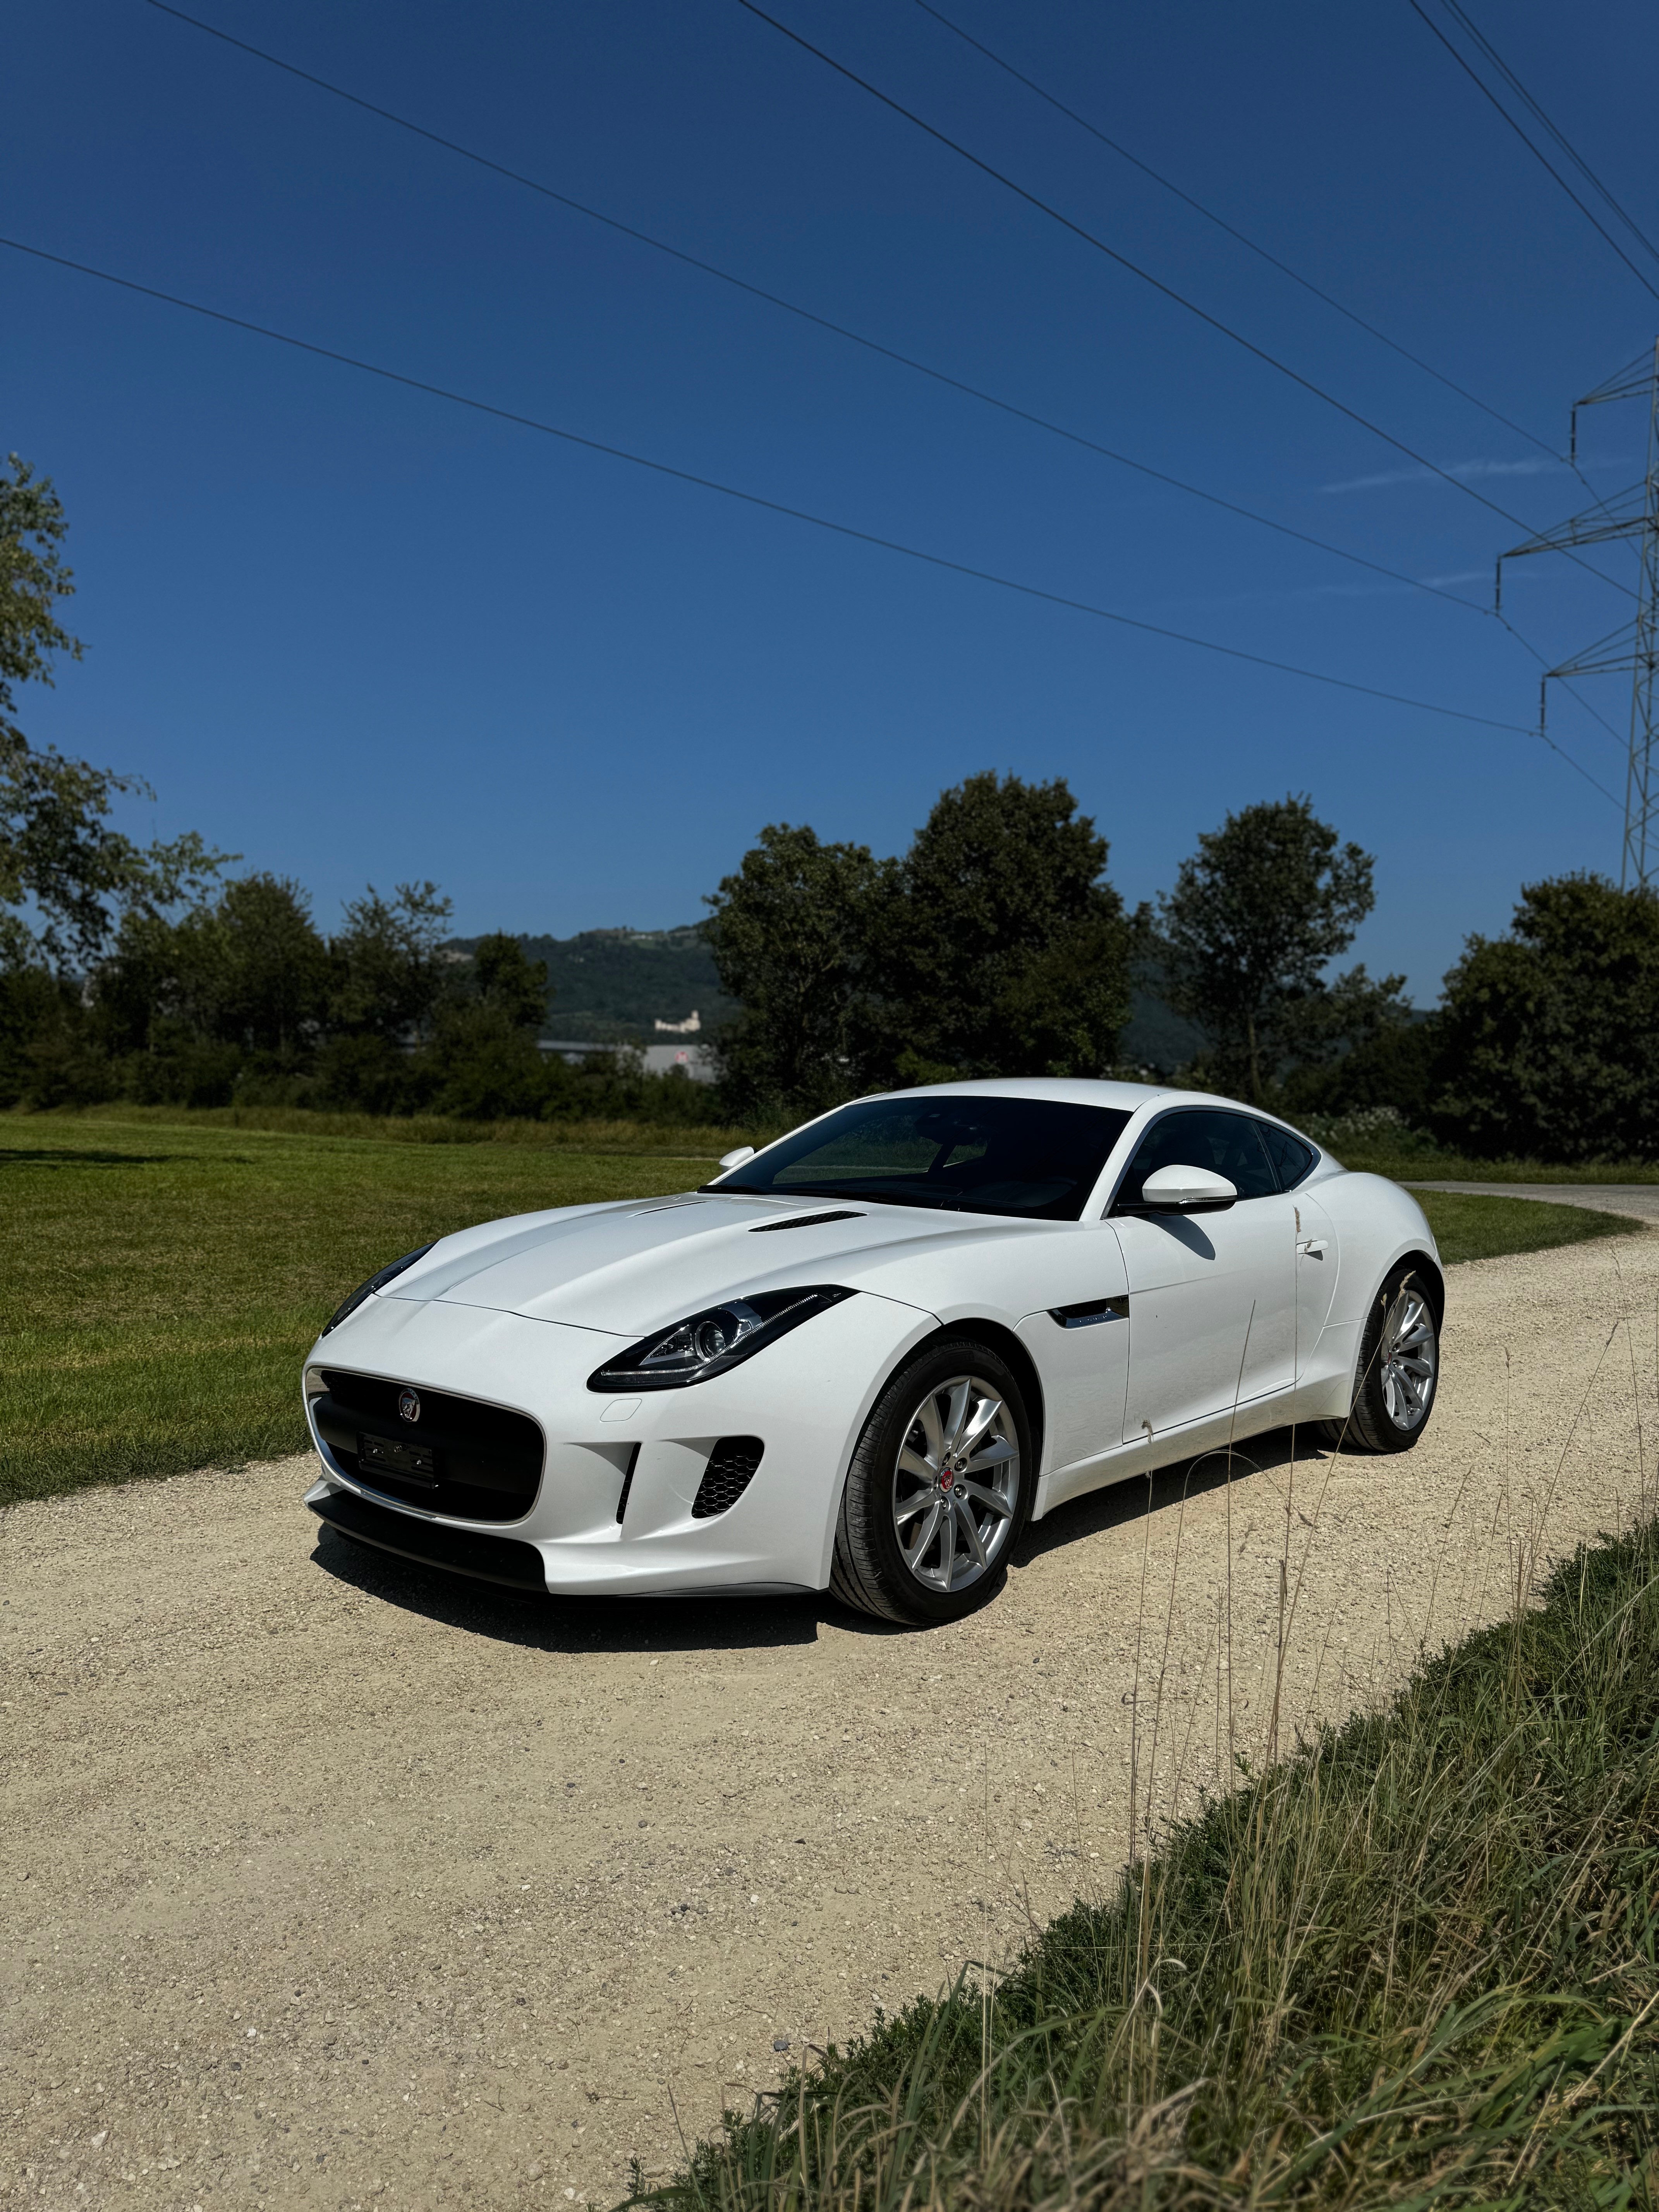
[359,1432,439,1485]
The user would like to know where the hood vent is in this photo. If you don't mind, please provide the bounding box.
[749,1209,864,1233]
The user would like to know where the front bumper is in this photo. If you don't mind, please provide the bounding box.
[302,1285,932,1595]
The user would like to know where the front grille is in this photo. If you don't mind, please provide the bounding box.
[692,1436,764,1520]
[310,1489,546,1590]
[312,1370,543,1523]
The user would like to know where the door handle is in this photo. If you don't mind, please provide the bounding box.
[1297,1239,1328,1259]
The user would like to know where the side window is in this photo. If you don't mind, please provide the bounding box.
[1259,1122,1317,1191]
[1114,1108,1277,1208]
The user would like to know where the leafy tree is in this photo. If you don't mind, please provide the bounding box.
[0,452,82,705]
[418,931,553,1120]
[328,881,454,1039]
[1,455,225,970]
[1158,795,1401,1103]
[465,931,551,1030]
[94,874,330,1104]
[703,824,892,1114]
[1432,873,1659,1161]
[872,772,1134,1082]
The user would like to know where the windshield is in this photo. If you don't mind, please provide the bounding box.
[704,1095,1133,1220]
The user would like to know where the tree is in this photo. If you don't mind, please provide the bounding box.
[1432,873,1659,1161]
[1158,795,1401,1103]
[328,882,454,1040]
[95,874,330,1107]
[1,454,224,970]
[703,824,892,1113]
[872,772,1134,1081]
[418,932,553,1120]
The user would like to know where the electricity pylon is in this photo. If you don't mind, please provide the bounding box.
[1497,341,1659,888]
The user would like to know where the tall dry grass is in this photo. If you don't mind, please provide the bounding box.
[637,1305,1659,2211]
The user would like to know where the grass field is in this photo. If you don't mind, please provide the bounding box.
[0,1113,714,1505]
[642,1520,1659,2210]
[0,1111,1646,1507]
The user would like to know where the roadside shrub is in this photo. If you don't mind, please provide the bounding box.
[1431,873,1659,1162]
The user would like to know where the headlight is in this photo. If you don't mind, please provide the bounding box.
[321,1243,435,1335]
[588,1285,854,1392]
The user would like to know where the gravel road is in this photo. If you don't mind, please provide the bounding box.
[6,1227,1658,2212]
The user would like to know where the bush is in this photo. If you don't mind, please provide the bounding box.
[1431,874,1659,1162]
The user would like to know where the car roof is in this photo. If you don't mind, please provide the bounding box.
[864,1075,1226,1111]
[857,1076,1322,1141]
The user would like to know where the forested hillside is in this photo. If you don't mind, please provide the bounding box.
[449,925,738,1041]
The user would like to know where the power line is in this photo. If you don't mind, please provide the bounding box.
[910,0,1564,465]
[3,231,1587,766]
[733,0,1638,605]
[1403,0,1659,304]
[1436,0,1659,271]
[134,0,1497,619]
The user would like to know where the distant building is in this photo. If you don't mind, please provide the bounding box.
[537,1037,717,1085]
[653,1009,701,1034]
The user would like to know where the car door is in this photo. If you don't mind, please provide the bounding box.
[1256,1121,1341,1377]
[1012,1225,1132,1472]
[1108,1108,1298,1442]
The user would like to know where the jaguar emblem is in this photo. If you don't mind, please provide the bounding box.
[398,1388,421,1424]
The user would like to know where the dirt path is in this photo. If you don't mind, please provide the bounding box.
[6,1230,1658,2212]
[1404,1178,1659,1221]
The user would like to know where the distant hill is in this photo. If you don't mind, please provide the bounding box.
[449,926,737,1042]
[449,928,1203,1068]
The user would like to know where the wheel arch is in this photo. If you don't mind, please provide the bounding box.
[1396,1247,1446,1328]
[896,1317,1047,1475]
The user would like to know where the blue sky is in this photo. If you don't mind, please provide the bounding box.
[5,0,1656,1001]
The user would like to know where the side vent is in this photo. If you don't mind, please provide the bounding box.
[692,1436,764,1519]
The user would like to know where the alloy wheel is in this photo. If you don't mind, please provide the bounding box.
[890,1373,1020,1595]
[1379,1286,1437,1431]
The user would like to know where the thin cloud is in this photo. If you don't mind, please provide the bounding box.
[1320,457,1565,494]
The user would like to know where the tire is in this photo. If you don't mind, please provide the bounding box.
[830,1338,1034,1626]
[1338,1266,1441,1454]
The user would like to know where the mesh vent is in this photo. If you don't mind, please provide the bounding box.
[692,1436,765,1520]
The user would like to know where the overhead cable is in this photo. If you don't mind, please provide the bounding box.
[3,232,1590,766]
[1439,0,1659,268]
[1404,0,1659,303]
[134,0,1493,617]
[910,0,1564,464]
[733,0,1638,605]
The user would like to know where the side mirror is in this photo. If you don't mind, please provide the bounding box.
[1140,1163,1237,1213]
[718,1145,757,1172]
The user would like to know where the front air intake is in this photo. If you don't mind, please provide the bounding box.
[692,1436,764,1519]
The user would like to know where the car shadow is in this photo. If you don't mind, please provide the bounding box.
[311,1520,835,1651]
[1012,1423,1332,1567]
[311,1424,1332,1652]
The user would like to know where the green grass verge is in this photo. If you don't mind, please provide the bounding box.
[641,1522,1659,2211]
[0,1112,714,1506]
[46,1099,762,1153]
[0,1115,1645,1509]
[1339,1146,1659,1185]
[1413,1189,1647,1266]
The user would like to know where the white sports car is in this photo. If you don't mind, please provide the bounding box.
[302,1080,1442,1625]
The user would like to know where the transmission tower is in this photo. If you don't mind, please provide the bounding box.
[1497,340,1659,887]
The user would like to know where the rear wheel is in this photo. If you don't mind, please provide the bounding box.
[831,1340,1034,1626]
[1339,1267,1440,1453]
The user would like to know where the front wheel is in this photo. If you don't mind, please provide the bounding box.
[1340,1267,1440,1453]
[831,1340,1034,1626]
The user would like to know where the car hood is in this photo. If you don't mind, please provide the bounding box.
[376,1190,1045,1334]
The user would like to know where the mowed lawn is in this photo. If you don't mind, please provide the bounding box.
[0,1114,715,1505]
[0,1112,1645,1506]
